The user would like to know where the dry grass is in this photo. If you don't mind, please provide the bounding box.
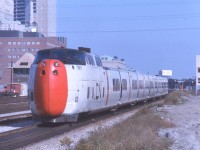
[61,91,186,150]
[72,108,173,150]
[60,137,73,150]
[163,91,189,105]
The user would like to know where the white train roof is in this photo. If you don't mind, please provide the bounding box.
[101,55,127,69]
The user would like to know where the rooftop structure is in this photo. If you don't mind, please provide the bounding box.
[13,53,35,83]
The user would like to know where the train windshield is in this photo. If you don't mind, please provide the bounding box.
[33,49,86,65]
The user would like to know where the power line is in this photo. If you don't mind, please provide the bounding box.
[52,14,200,22]
[59,1,200,8]
[55,27,200,34]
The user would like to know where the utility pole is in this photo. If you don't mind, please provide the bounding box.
[10,60,13,92]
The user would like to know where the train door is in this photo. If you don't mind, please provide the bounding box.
[129,72,138,102]
[106,69,121,107]
[137,73,144,100]
[149,75,155,98]
[104,69,110,107]
[78,81,90,112]
[120,71,130,104]
[143,75,149,99]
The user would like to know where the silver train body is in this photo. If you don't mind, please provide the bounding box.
[28,48,168,122]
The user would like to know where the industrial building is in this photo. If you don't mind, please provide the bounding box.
[0,30,66,85]
[196,55,200,94]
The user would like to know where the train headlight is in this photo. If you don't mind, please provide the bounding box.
[54,62,59,67]
[53,70,58,75]
[42,61,46,67]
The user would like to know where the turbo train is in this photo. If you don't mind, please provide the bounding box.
[28,48,168,123]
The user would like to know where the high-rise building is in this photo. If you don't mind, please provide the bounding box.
[37,0,57,37]
[13,0,57,36]
[0,0,14,21]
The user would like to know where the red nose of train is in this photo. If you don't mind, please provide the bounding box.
[34,59,68,117]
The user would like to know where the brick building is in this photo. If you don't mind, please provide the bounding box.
[0,30,66,85]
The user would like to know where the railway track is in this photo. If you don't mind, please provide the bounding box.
[0,112,31,125]
[0,98,164,150]
[0,96,29,114]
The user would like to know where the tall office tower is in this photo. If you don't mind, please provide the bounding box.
[14,0,27,24]
[35,0,57,36]
[14,0,57,36]
[0,0,14,21]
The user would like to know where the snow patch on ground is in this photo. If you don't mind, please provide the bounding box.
[157,96,200,150]
[0,120,36,133]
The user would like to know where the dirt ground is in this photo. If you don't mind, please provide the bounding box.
[157,95,200,150]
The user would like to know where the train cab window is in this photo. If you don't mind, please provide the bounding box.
[95,56,103,67]
[113,79,120,91]
[122,79,127,91]
[33,49,86,65]
[86,54,95,66]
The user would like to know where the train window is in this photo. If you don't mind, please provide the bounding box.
[87,87,90,99]
[86,54,95,66]
[33,49,86,65]
[155,82,157,88]
[113,79,120,91]
[145,81,149,89]
[150,81,154,88]
[132,80,137,90]
[95,56,103,67]
[139,80,144,89]
[122,79,127,91]
[103,87,105,98]
[92,87,94,99]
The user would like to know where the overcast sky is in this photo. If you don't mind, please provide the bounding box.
[56,0,200,79]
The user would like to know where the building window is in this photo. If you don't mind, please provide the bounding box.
[17,42,21,45]
[20,62,28,66]
[36,42,40,45]
[198,78,200,83]
[8,55,11,58]
[27,42,31,45]
[8,42,11,45]
[198,68,200,73]
[0,42,2,45]
[13,42,16,45]
[32,42,36,45]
